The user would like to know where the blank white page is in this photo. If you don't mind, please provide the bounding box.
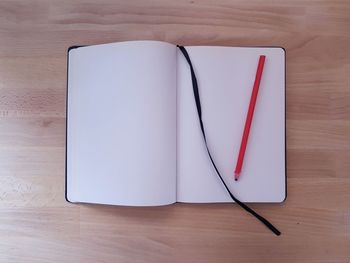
[67,41,177,206]
[177,46,285,203]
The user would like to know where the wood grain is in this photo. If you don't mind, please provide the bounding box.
[1,0,350,262]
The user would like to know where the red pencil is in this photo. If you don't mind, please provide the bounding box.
[234,55,266,181]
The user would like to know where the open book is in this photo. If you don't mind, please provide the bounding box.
[66,40,286,206]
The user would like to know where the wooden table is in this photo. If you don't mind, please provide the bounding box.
[1,1,349,262]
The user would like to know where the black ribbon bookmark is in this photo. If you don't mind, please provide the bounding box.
[177,45,281,236]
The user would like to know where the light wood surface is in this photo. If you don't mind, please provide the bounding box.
[1,1,350,262]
